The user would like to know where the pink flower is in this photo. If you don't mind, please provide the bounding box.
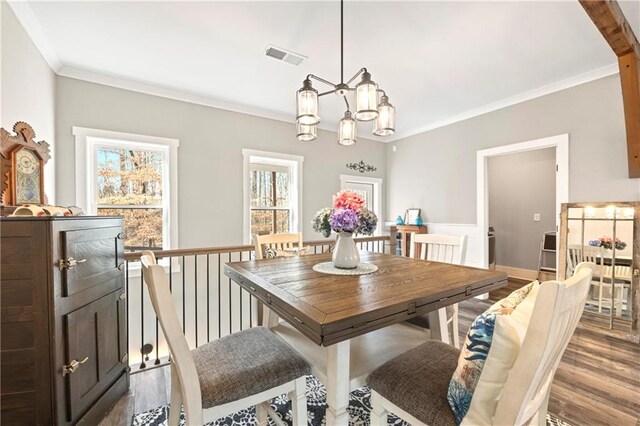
[332,190,365,212]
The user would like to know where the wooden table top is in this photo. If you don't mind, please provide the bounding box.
[224,252,507,346]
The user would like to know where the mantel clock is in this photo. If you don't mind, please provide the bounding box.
[1,121,50,206]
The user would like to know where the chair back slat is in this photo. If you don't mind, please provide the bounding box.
[140,251,203,414]
[493,263,594,425]
[410,234,468,266]
[253,233,303,260]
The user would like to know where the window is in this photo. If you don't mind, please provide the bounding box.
[243,149,303,243]
[74,127,179,251]
[250,163,291,235]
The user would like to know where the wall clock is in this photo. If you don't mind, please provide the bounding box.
[1,122,50,206]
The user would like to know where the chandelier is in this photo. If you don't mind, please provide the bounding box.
[295,0,395,145]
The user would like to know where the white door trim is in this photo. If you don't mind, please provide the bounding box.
[340,175,383,234]
[477,133,569,270]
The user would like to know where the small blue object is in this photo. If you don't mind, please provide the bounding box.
[396,215,404,225]
[415,215,424,226]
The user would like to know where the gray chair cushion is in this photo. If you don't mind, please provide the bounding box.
[406,305,455,329]
[366,340,459,426]
[191,326,310,408]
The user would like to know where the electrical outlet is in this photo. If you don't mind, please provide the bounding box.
[533,213,541,222]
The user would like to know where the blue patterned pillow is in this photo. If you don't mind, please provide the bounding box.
[447,281,537,424]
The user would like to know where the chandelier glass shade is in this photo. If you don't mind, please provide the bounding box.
[294,0,395,144]
[296,81,320,125]
[338,111,357,146]
[354,72,378,121]
[373,95,395,136]
[296,122,317,141]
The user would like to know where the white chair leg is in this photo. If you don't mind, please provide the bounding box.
[370,390,388,426]
[256,402,268,426]
[264,306,280,329]
[168,365,183,426]
[428,308,450,345]
[290,376,308,426]
[451,303,460,349]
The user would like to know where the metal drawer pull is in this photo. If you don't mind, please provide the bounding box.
[58,257,87,270]
[293,316,304,324]
[62,356,89,376]
[249,286,257,292]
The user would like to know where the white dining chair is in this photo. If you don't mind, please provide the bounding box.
[254,232,304,260]
[407,233,468,348]
[368,263,594,426]
[253,233,305,328]
[140,251,309,426]
[568,244,608,313]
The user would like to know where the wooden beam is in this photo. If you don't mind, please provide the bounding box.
[579,0,640,177]
[619,53,640,177]
[579,0,640,57]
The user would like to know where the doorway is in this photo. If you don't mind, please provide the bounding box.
[340,175,383,234]
[477,134,569,271]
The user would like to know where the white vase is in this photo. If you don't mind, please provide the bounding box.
[332,232,360,269]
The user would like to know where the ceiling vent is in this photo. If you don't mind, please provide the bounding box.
[265,45,306,66]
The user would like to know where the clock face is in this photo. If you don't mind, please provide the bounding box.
[16,149,39,175]
[14,149,42,204]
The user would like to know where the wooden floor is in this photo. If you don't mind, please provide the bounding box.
[102,278,640,426]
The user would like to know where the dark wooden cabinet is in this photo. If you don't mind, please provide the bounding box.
[0,216,129,425]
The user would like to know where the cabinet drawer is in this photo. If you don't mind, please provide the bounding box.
[59,226,124,297]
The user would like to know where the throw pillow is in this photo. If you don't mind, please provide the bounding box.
[447,281,539,424]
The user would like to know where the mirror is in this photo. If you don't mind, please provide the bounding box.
[560,202,638,342]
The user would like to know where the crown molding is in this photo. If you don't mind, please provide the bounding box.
[7,0,62,72]
[387,63,620,142]
[7,0,619,145]
[57,65,382,143]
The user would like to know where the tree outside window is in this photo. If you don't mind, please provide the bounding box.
[250,164,291,236]
[96,146,165,250]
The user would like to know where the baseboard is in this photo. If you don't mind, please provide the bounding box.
[495,265,539,281]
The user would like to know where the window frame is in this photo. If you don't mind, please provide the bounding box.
[73,127,179,252]
[242,149,303,244]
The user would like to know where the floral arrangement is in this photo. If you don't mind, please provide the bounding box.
[588,235,627,251]
[312,190,378,237]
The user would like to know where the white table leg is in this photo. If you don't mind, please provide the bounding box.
[325,340,350,426]
[428,308,450,345]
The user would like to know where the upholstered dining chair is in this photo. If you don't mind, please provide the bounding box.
[140,251,309,426]
[407,233,468,348]
[367,263,595,426]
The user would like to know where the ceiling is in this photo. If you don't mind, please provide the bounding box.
[19,1,640,142]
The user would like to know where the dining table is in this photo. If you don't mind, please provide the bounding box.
[224,251,507,425]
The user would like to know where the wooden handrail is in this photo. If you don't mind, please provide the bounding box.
[124,235,392,261]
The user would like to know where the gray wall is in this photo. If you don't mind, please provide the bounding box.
[55,77,386,248]
[386,75,640,224]
[488,148,556,270]
[1,3,56,201]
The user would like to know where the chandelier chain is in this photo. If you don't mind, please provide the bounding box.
[341,0,344,84]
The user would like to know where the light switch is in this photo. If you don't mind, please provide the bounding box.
[533,213,541,222]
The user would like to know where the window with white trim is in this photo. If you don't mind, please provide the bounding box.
[73,127,179,251]
[243,149,303,243]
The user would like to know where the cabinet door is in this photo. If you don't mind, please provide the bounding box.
[63,289,127,422]
[60,226,124,297]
